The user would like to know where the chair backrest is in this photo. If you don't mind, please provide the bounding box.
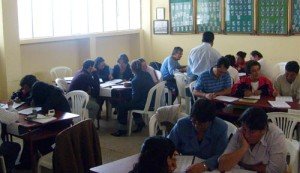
[155,70,162,82]
[286,139,299,173]
[149,104,185,137]
[267,112,300,140]
[224,120,237,140]
[50,66,72,80]
[144,81,166,112]
[189,81,196,102]
[53,119,102,173]
[174,73,188,98]
[0,156,6,173]
[65,90,89,120]
[55,78,68,93]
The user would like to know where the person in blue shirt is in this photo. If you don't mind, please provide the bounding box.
[160,47,186,102]
[111,59,155,137]
[193,56,231,100]
[112,53,133,81]
[168,99,228,172]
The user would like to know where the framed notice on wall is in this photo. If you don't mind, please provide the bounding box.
[170,0,194,34]
[153,20,169,34]
[225,0,254,34]
[197,0,222,33]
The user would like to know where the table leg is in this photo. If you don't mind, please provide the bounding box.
[185,97,191,115]
[105,100,112,121]
[29,139,37,173]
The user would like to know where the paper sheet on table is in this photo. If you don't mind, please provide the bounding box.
[30,114,56,123]
[268,101,291,108]
[111,85,126,89]
[100,83,116,88]
[109,79,123,84]
[215,96,239,102]
[244,95,260,100]
[275,96,293,102]
[64,77,73,81]
[12,102,25,109]
[174,155,194,173]
[18,107,42,115]
[0,103,8,109]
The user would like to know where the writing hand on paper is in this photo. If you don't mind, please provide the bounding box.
[205,93,216,100]
[253,90,261,96]
[186,163,206,173]
[244,90,252,97]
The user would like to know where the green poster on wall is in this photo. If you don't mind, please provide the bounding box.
[292,0,300,33]
[197,0,221,33]
[170,0,194,33]
[225,0,254,34]
[257,0,288,35]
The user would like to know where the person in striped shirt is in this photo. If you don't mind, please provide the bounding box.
[193,57,232,100]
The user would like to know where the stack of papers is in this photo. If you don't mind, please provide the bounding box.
[28,114,57,124]
[275,96,293,102]
[18,107,42,115]
[215,96,239,102]
[244,95,260,100]
[268,101,291,108]
[238,98,258,103]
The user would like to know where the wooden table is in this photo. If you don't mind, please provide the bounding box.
[90,154,255,173]
[0,102,79,173]
[213,96,300,123]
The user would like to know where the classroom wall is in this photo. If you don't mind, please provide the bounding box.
[142,0,300,66]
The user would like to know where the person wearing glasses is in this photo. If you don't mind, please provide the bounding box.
[219,107,287,173]
[168,99,228,172]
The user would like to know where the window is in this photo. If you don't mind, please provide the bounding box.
[18,0,141,39]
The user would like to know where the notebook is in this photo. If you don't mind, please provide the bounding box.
[268,101,291,109]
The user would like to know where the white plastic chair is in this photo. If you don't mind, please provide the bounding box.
[267,112,300,140]
[224,120,237,140]
[174,73,191,114]
[55,78,68,93]
[65,90,89,123]
[0,156,6,173]
[189,81,196,103]
[37,152,52,173]
[286,139,299,173]
[128,81,166,136]
[50,66,72,80]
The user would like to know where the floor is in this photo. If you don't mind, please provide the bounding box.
[13,113,149,173]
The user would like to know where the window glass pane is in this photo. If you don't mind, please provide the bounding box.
[117,0,129,30]
[71,0,88,34]
[18,0,33,39]
[32,0,53,37]
[53,0,71,36]
[103,0,117,31]
[88,0,103,33]
[130,0,140,29]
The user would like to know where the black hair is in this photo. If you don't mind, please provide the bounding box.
[190,99,216,123]
[225,54,236,66]
[236,51,247,59]
[129,136,176,173]
[82,59,94,70]
[239,107,268,130]
[131,59,142,74]
[94,57,105,69]
[202,31,214,43]
[250,50,263,59]
[245,60,261,75]
[20,75,37,88]
[285,61,299,73]
[171,47,183,56]
[216,56,230,69]
[138,58,146,63]
[118,53,129,64]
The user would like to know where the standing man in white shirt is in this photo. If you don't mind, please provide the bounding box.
[188,31,221,80]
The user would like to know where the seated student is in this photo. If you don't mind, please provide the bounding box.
[225,54,239,84]
[250,50,271,79]
[235,51,247,73]
[274,61,300,99]
[218,107,287,173]
[112,53,133,81]
[161,47,186,102]
[129,136,177,173]
[168,99,228,172]
[69,60,100,122]
[94,57,112,82]
[0,108,21,173]
[111,59,155,136]
[10,75,37,105]
[231,60,274,97]
[139,58,159,83]
[193,57,231,100]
